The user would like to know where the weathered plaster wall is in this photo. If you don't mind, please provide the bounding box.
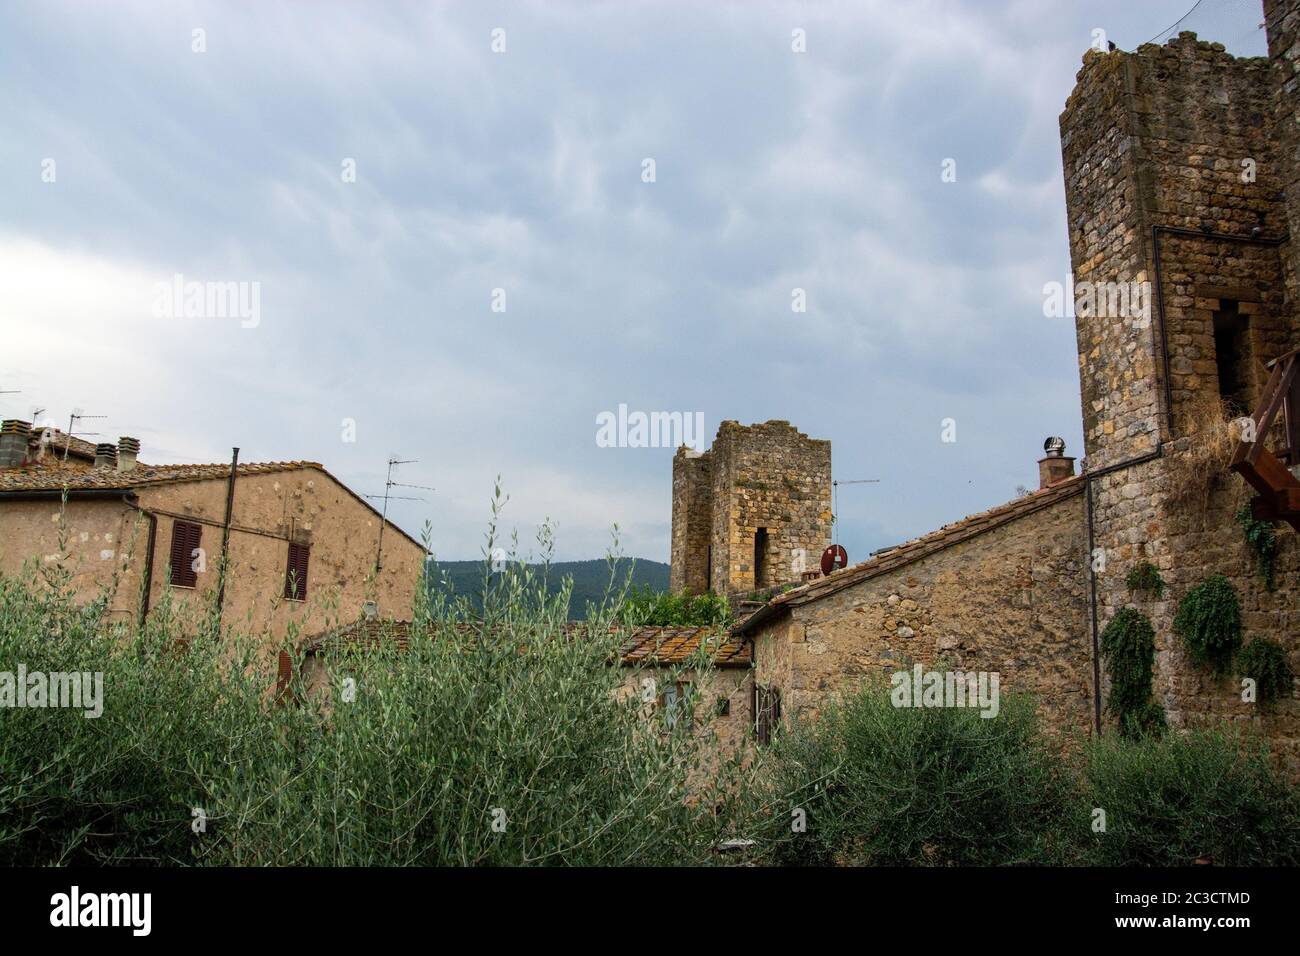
[137,469,425,644]
[0,468,425,658]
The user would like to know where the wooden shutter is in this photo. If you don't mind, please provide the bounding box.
[755,685,781,744]
[275,649,293,705]
[284,542,310,600]
[169,520,201,587]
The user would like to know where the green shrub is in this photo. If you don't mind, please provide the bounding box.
[1124,561,1165,598]
[1237,637,1295,707]
[1100,607,1163,739]
[748,681,1070,866]
[1079,729,1300,866]
[616,585,733,628]
[1172,574,1242,674]
[0,503,735,866]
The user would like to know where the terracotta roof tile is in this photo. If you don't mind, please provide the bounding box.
[618,625,752,668]
[0,460,322,493]
[733,475,1086,635]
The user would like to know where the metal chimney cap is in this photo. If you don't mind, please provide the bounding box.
[1043,436,1066,457]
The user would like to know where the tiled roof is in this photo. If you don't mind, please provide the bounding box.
[33,429,100,462]
[0,458,428,555]
[0,460,321,493]
[733,475,1086,635]
[303,620,751,668]
[618,625,752,668]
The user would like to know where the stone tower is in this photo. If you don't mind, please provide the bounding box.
[1060,13,1300,762]
[670,420,831,596]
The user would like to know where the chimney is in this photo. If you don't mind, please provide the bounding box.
[94,443,118,469]
[0,420,32,468]
[1038,437,1076,489]
[117,436,140,472]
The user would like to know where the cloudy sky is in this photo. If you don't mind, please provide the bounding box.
[0,0,1268,565]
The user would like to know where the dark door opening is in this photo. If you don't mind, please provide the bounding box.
[1214,301,1252,415]
[754,527,768,589]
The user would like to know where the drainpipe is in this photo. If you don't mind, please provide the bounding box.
[1084,478,1103,737]
[119,494,157,626]
[215,448,239,628]
[1083,447,1163,737]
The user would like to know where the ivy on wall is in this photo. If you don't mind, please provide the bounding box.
[1237,637,1295,706]
[1125,561,1165,598]
[1235,504,1278,591]
[1173,574,1243,675]
[1100,606,1165,739]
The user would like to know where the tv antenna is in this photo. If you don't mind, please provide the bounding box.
[832,477,880,527]
[63,409,107,461]
[365,456,434,570]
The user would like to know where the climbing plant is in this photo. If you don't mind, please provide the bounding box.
[1172,574,1243,674]
[1100,607,1165,739]
[1235,504,1278,591]
[1237,637,1295,706]
[1125,561,1165,598]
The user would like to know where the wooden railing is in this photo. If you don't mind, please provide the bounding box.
[1230,348,1300,470]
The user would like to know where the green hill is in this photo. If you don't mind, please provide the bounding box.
[427,558,670,619]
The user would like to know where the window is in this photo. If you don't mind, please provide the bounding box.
[716,697,731,717]
[284,542,310,601]
[754,684,781,744]
[1213,300,1252,415]
[754,527,769,589]
[658,681,693,730]
[168,520,202,588]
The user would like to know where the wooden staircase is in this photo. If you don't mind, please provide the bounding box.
[1229,348,1300,531]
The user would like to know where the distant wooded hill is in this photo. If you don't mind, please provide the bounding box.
[426,558,670,619]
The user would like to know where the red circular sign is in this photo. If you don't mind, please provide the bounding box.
[821,544,848,576]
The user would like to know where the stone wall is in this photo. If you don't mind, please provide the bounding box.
[752,490,1092,740]
[669,450,712,594]
[669,420,831,596]
[1266,1,1300,305]
[618,664,753,779]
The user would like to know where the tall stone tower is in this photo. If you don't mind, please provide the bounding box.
[670,421,832,596]
[1060,15,1300,762]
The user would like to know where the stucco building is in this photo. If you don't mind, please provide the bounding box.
[0,423,426,649]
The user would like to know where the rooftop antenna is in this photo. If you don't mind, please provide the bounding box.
[832,477,880,528]
[824,477,880,574]
[365,456,435,570]
[63,409,107,461]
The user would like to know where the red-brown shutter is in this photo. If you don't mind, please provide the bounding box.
[169,520,201,587]
[275,649,293,704]
[284,542,310,600]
